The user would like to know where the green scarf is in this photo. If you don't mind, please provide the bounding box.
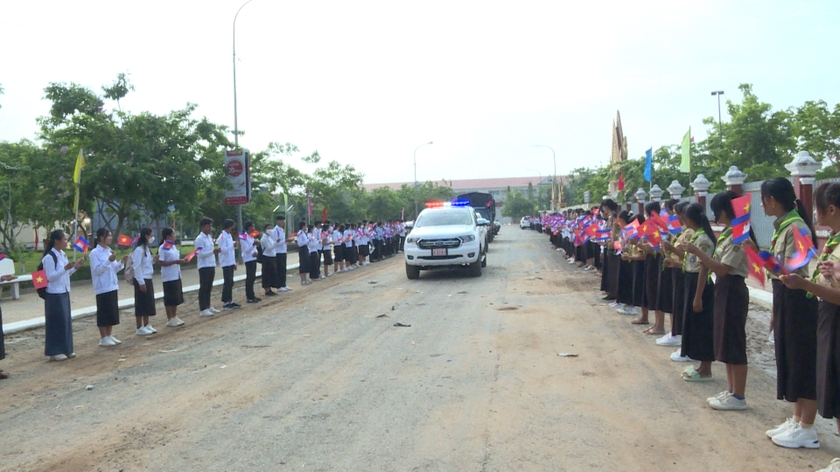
[812,233,840,282]
[713,227,732,259]
[683,228,706,271]
[771,209,805,248]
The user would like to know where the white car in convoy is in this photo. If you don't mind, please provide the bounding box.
[520,216,530,229]
[404,202,488,279]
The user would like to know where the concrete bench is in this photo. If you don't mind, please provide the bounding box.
[0,258,31,300]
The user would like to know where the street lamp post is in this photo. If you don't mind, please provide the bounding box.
[711,90,724,137]
[413,141,433,218]
[533,145,556,211]
[232,0,254,249]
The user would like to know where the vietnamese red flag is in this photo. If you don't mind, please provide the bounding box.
[731,194,752,244]
[117,234,132,247]
[249,230,260,238]
[649,211,669,234]
[647,229,662,250]
[786,227,817,271]
[743,246,767,288]
[31,269,48,290]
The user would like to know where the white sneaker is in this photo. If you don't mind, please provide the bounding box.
[707,390,731,404]
[200,309,215,317]
[136,326,153,336]
[99,337,117,347]
[769,331,775,344]
[209,307,221,314]
[772,423,819,449]
[49,354,68,361]
[709,394,747,411]
[108,335,122,345]
[766,418,796,438]
[816,458,840,472]
[609,302,623,308]
[145,324,157,334]
[670,349,693,362]
[279,286,292,292]
[166,317,185,327]
[656,334,682,347]
[618,306,637,315]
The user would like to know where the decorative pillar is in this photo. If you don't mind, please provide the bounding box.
[667,180,685,200]
[649,184,664,203]
[721,166,748,195]
[635,188,647,215]
[691,174,712,209]
[785,151,820,220]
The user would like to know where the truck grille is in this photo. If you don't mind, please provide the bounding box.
[418,238,461,250]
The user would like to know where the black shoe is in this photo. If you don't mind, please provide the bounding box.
[247,298,260,303]
[602,296,616,301]
[229,302,242,309]
[264,292,277,297]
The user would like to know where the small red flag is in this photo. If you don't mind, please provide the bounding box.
[617,173,625,191]
[786,227,817,271]
[32,270,48,290]
[322,208,328,222]
[117,234,132,247]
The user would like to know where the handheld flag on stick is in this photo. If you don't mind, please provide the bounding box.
[731,194,752,244]
[31,270,48,290]
[745,245,788,276]
[185,247,203,262]
[72,237,90,253]
[786,227,817,271]
[249,230,260,238]
[667,214,682,235]
[117,234,132,247]
[743,246,767,288]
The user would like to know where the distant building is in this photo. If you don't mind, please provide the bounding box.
[363,176,569,205]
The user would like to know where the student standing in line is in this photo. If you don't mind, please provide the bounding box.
[296,221,311,285]
[321,220,333,277]
[308,223,322,281]
[346,223,358,269]
[759,177,820,449]
[662,201,693,361]
[639,202,665,335]
[613,211,635,315]
[678,203,716,382]
[43,230,85,361]
[241,221,261,303]
[781,183,840,469]
[684,192,752,409]
[90,228,128,346]
[654,200,681,348]
[132,227,157,336]
[273,215,292,292]
[260,223,279,297]
[195,217,221,316]
[157,227,187,326]
[0,273,17,378]
[218,219,240,310]
[333,224,346,272]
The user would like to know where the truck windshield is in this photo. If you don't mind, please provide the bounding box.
[415,210,473,228]
[474,208,491,220]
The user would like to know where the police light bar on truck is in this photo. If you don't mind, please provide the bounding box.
[425,200,471,208]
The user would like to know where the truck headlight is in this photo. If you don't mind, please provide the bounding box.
[406,237,418,244]
[461,235,475,243]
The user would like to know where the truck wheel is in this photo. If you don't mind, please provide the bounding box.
[406,263,420,279]
[469,259,482,277]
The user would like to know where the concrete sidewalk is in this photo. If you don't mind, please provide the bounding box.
[1,262,299,334]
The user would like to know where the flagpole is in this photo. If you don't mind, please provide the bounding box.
[72,187,79,262]
[688,126,692,187]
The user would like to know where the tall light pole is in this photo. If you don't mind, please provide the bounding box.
[533,145,556,211]
[413,141,433,218]
[711,90,724,137]
[232,0,253,247]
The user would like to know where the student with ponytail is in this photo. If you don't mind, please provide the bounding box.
[158,227,187,326]
[90,228,129,346]
[43,230,85,361]
[685,191,753,410]
[623,214,648,324]
[759,177,820,448]
[677,203,716,382]
[612,211,635,314]
[132,227,157,336]
[654,200,679,348]
[662,201,692,361]
[638,201,665,335]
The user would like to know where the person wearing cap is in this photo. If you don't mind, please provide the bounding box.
[218,219,240,310]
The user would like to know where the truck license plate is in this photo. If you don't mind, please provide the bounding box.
[432,248,448,256]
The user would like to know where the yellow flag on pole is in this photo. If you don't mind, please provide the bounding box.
[73,148,85,184]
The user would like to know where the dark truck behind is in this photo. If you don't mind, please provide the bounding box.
[457,192,498,242]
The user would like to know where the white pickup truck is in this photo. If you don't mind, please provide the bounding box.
[404,203,488,279]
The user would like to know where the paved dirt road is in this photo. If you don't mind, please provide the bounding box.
[1,230,837,471]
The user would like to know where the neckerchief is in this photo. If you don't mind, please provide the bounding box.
[771,209,804,248]
[812,232,840,282]
[713,227,732,259]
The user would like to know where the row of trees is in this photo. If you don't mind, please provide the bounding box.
[0,75,454,256]
[564,84,840,206]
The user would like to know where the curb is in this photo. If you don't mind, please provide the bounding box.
[3,264,300,335]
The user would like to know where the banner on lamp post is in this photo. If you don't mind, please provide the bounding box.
[224,149,251,205]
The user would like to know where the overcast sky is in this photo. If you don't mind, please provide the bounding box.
[1,0,838,185]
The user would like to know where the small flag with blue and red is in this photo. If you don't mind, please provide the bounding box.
[238,231,248,241]
[731,194,752,244]
[785,227,817,271]
[160,240,175,251]
[72,237,90,253]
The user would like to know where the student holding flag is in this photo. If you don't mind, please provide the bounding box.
[676,203,716,382]
[131,228,157,336]
[218,219,240,310]
[639,202,666,335]
[618,213,644,318]
[90,228,129,346]
[757,177,820,449]
[660,201,691,355]
[780,183,840,465]
[652,200,678,346]
[296,221,311,285]
[259,223,279,297]
[684,191,753,410]
[42,230,86,361]
[240,221,261,303]
[195,217,221,316]
[157,227,187,326]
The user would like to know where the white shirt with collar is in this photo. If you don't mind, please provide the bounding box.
[307,230,320,253]
[260,233,278,257]
[90,244,124,295]
[43,247,76,294]
[131,244,154,284]
[273,224,287,254]
[296,230,309,249]
[241,233,258,263]
[194,231,217,269]
[158,242,182,282]
[218,230,236,268]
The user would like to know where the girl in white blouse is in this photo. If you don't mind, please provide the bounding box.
[42,230,85,361]
[131,228,157,336]
[90,228,128,347]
